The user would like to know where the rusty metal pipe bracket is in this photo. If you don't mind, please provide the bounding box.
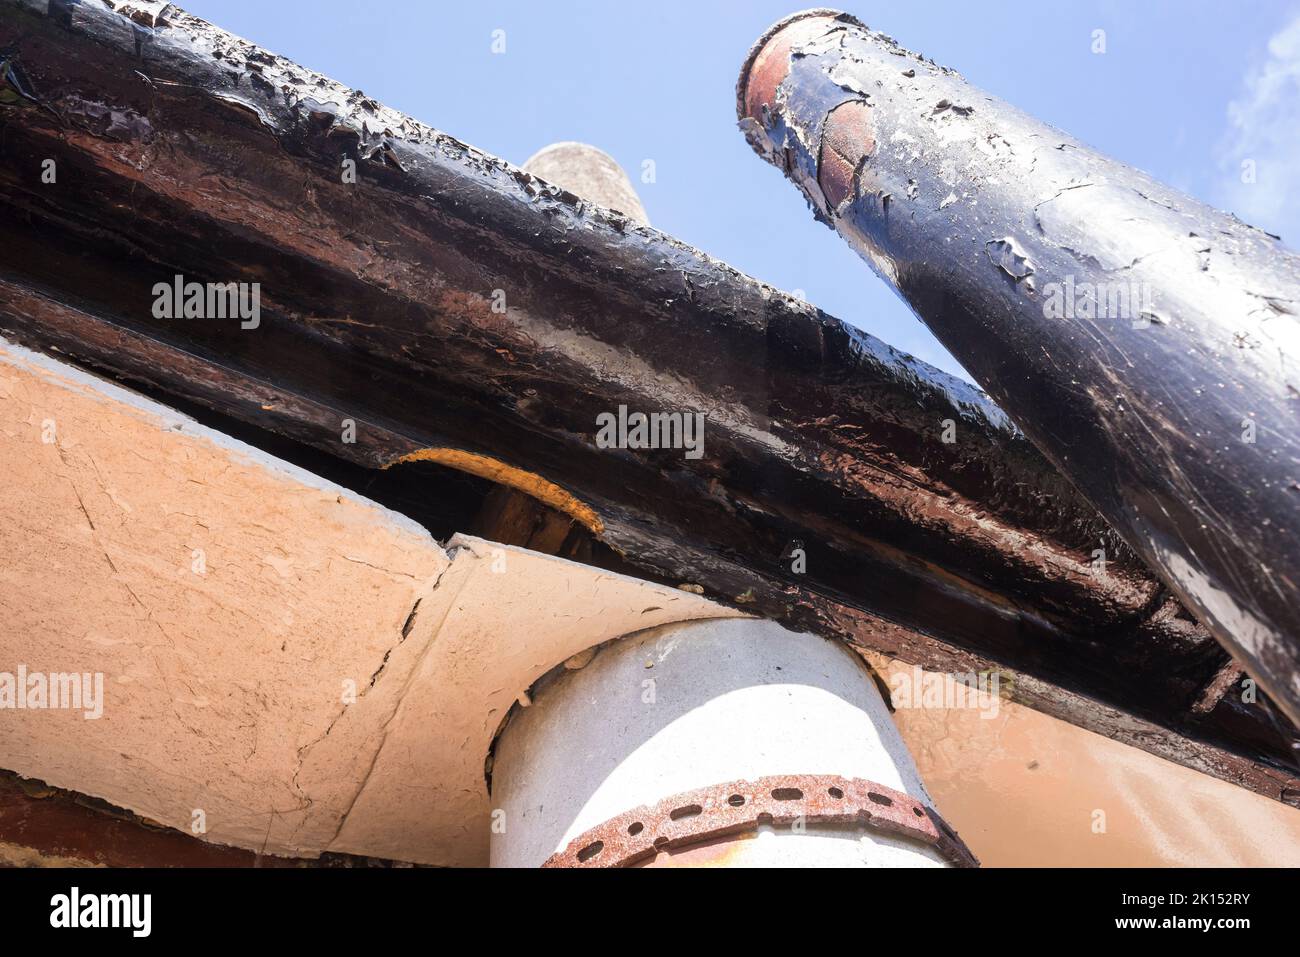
[541,773,978,868]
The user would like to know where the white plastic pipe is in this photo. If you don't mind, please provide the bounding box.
[489,617,948,867]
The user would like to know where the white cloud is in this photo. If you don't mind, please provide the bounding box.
[1218,12,1300,243]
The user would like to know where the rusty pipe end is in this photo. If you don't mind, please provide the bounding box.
[737,9,875,212]
[736,10,859,145]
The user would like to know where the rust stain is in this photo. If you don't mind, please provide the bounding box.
[819,100,875,210]
[643,832,758,867]
[738,12,839,128]
[383,447,603,535]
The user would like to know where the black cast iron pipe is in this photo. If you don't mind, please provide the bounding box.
[738,9,1300,724]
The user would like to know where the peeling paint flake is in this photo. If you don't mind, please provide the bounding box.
[986,237,1035,281]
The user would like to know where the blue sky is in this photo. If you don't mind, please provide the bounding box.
[184,1,1300,381]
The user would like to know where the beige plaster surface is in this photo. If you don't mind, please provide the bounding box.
[869,655,1300,866]
[0,339,738,865]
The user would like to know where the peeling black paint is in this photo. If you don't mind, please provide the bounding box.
[740,10,1300,733]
